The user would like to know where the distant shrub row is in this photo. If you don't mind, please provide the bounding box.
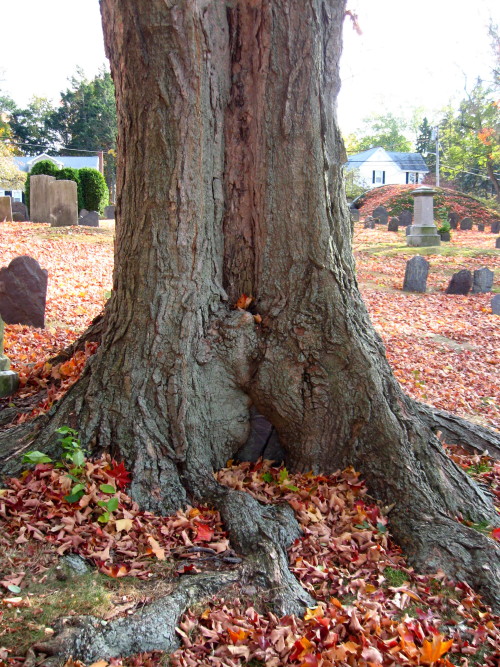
[25,160,109,214]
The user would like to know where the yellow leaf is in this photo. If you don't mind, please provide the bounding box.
[304,606,324,620]
[115,518,133,533]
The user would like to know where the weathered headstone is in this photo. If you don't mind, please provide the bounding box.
[79,211,100,227]
[459,217,473,230]
[448,212,459,229]
[0,256,48,328]
[0,317,19,397]
[0,196,13,222]
[104,205,115,220]
[79,209,89,218]
[445,269,472,295]
[496,237,500,249]
[350,208,360,222]
[472,267,494,294]
[406,187,441,247]
[491,221,500,234]
[30,174,56,222]
[477,223,484,232]
[364,216,375,229]
[387,217,399,232]
[399,210,413,227]
[12,202,28,222]
[403,256,429,293]
[49,180,78,227]
[373,206,388,225]
[491,294,500,315]
[439,231,451,242]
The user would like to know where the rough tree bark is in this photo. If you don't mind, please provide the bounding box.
[1,0,500,660]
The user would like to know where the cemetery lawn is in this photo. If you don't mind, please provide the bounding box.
[0,220,499,666]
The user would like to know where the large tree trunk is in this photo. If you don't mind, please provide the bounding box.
[1,2,499,654]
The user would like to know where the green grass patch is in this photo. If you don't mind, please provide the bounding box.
[382,567,408,588]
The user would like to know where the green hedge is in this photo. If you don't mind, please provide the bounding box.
[78,168,109,213]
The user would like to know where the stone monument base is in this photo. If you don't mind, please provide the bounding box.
[406,225,441,247]
[0,370,19,397]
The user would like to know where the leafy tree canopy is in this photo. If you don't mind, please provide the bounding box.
[346,112,413,153]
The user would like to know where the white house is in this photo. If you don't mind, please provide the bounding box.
[0,153,100,202]
[345,147,429,189]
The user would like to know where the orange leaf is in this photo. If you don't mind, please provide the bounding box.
[235,294,253,310]
[147,535,165,560]
[420,634,453,665]
[194,523,214,542]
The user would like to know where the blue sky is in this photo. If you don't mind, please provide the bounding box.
[2,0,499,137]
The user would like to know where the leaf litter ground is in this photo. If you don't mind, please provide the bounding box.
[0,220,499,666]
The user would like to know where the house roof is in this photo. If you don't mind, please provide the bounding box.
[346,147,429,173]
[13,153,100,173]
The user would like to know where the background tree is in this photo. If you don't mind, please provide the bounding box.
[347,112,413,152]
[50,68,117,192]
[1,1,499,658]
[9,96,58,154]
[415,116,436,173]
[0,141,25,189]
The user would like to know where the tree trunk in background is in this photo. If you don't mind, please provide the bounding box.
[3,0,499,613]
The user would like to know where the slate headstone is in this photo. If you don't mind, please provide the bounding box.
[445,269,472,295]
[0,256,48,328]
[477,223,484,232]
[472,267,494,294]
[460,217,473,230]
[79,209,89,218]
[79,211,100,227]
[387,217,399,232]
[399,210,413,226]
[448,212,459,229]
[30,174,55,222]
[0,196,13,221]
[491,294,500,316]
[364,217,375,229]
[491,221,500,234]
[403,256,429,293]
[49,180,78,227]
[373,206,388,225]
[496,237,500,249]
[12,202,28,222]
[350,208,360,222]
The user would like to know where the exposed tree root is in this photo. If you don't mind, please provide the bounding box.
[31,571,241,664]
[415,401,500,459]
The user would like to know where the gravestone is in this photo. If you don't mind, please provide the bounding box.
[472,267,494,294]
[104,205,115,219]
[387,217,399,232]
[350,208,360,222]
[403,256,429,293]
[79,211,100,227]
[491,221,500,234]
[445,269,472,295]
[30,174,56,222]
[448,212,459,229]
[439,231,451,242]
[406,187,441,247]
[460,217,473,230]
[405,225,412,236]
[49,180,78,227]
[0,196,13,221]
[373,206,388,225]
[0,256,48,328]
[477,223,484,232]
[12,202,28,222]
[399,210,412,226]
[496,237,500,249]
[364,216,375,229]
[79,209,89,218]
[492,294,500,316]
[0,317,19,397]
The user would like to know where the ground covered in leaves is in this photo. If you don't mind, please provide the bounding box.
[0,219,499,665]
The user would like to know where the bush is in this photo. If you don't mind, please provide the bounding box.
[78,168,109,213]
[25,160,61,214]
[56,167,84,211]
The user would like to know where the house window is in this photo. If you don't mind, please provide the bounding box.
[406,172,419,184]
[372,170,385,185]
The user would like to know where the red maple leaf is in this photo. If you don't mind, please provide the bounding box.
[107,460,132,489]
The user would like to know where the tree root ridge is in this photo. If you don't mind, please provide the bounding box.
[218,489,315,616]
[32,571,240,664]
[391,508,500,612]
[415,400,500,459]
